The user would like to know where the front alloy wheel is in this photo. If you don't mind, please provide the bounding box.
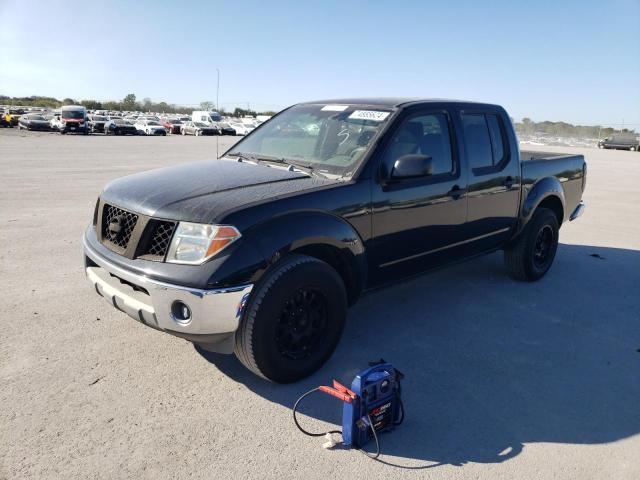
[234,254,347,383]
[275,288,329,360]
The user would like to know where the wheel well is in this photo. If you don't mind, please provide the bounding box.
[290,244,360,306]
[537,196,564,225]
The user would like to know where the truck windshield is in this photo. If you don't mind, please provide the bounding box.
[227,104,392,177]
[62,111,84,119]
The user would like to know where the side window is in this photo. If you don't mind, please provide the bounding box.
[486,114,505,164]
[462,113,508,170]
[462,114,493,169]
[383,113,453,176]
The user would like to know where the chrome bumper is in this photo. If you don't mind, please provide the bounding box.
[570,201,585,221]
[82,234,253,346]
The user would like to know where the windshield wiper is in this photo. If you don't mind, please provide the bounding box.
[227,152,327,178]
[280,159,322,177]
[227,151,259,162]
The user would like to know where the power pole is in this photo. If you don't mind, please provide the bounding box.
[216,68,220,112]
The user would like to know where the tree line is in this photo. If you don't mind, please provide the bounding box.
[515,117,636,138]
[0,94,278,117]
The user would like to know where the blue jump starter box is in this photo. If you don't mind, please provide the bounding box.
[320,362,404,448]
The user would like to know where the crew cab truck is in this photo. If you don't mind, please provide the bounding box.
[83,98,586,383]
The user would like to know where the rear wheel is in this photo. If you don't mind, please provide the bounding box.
[504,207,559,281]
[234,254,347,383]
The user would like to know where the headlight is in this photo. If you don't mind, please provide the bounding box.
[166,222,241,264]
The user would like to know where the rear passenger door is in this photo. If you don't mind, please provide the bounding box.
[460,109,520,252]
[370,108,468,285]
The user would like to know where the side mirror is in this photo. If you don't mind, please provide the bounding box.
[390,154,433,179]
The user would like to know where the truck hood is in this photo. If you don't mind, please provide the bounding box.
[100,158,339,223]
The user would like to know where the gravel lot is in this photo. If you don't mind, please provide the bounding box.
[1,128,639,480]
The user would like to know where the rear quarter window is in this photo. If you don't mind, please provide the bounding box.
[462,113,508,170]
[462,114,493,169]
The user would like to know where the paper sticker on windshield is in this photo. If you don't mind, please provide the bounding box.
[321,105,349,111]
[348,110,390,122]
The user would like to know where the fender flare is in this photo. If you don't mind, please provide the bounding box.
[245,211,367,304]
[518,176,565,234]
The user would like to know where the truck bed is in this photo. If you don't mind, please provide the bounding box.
[520,150,580,161]
[520,150,586,223]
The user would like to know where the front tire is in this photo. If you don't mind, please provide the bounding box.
[504,207,559,281]
[234,254,347,383]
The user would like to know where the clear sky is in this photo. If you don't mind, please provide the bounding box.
[1,0,639,126]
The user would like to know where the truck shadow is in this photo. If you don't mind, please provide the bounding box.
[195,243,640,468]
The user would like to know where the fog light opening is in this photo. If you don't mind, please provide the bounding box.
[171,301,192,325]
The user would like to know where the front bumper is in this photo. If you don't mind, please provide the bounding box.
[62,124,88,133]
[82,233,253,351]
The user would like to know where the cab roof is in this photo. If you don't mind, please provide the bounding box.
[300,97,498,109]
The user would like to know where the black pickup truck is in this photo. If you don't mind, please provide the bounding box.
[83,98,586,382]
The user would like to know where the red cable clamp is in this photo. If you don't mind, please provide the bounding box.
[319,380,358,403]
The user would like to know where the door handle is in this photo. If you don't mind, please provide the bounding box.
[504,176,515,189]
[447,185,467,199]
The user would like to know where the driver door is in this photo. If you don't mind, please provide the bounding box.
[369,108,468,286]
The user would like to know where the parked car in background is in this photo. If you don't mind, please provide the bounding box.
[17,114,52,131]
[230,122,253,135]
[88,115,109,133]
[3,107,24,127]
[105,118,138,136]
[60,105,88,134]
[192,111,222,124]
[162,118,183,134]
[181,121,218,136]
[598,134,640,151]
[218,122,236,136]
[134,119,167,136]
[50,115,62,131]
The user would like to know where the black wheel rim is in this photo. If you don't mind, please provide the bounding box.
[533,225,554,268]
[275,288,328,360]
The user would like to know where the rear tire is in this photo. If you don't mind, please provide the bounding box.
[234,254,347,383]
[504,208,559,281]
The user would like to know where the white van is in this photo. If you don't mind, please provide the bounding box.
[191,111,222,125]
[60,105,88,135]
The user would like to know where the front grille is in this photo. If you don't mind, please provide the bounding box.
[98,201,176,261]
[102,204,138,250]
[142,220,177,259]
